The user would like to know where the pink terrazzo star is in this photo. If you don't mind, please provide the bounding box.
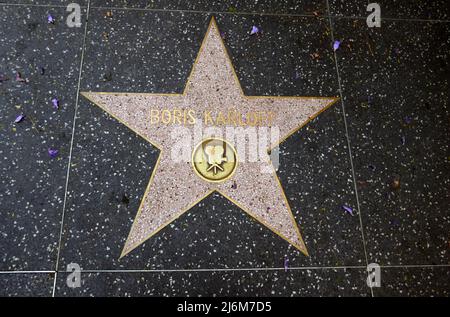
[82,18,338,258]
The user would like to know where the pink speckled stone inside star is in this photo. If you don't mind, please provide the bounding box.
[82,18,338,258]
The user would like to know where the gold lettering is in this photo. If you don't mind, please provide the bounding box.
[266,111,275,126]
[173,108,182,124]
[150,108,275,127]
[246,112,258,126]
[150,109,160,124]
[204,110,213,125]
[187,109,196,125]
[216,111,226,125]
[237,112,245,126]
[161,109,171,124]
[227,110,237,126]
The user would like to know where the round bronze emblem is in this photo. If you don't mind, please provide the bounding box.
[192,138,238,183]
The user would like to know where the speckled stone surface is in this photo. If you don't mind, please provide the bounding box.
[332,18,450,266]
[90,0,329,15]
[55,268,370,296]
[0,0,87,5]
[369,0,449,20]
[329,0,450,20]
[328,0,370,17]
[0,273,54,297]
[0,5,84,270]
[1,1,449,297]
[373,267,450,297]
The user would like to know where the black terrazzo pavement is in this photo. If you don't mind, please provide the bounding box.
[0,1,448,297]
[89,0,329,15]
[0,1,88,6]
[0,273,54,297]
[55,268,370,297]
[0,5,84,271]
[332,18,450,266]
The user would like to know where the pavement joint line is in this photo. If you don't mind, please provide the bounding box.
[1,264,449,274]
[0,3,449,23]
[325,0,374,298]
[51,0,91,298]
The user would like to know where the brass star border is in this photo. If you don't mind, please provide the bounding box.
[81,17,339,258]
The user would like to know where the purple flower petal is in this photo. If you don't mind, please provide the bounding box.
[284,258,289,272]
[15,72,27,83]
[250,26,260,35]
[48,148,59,158]
[342,205,354,216]
[52,98,59,109]
[14,114,25,123]
[47,14,55,24]
[333,40,341,51]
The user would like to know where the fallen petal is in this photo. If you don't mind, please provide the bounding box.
[250,26,260,35]
[14,114,25,123]
[48,148,59,158]
[15,72,27,83]
[333,40,341,51]
[52,98,59,109]
[342,205,354,215]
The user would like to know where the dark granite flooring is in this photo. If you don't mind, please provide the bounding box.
[0,1,448,297]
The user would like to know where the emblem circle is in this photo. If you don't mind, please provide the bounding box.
[192,138,238,183]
